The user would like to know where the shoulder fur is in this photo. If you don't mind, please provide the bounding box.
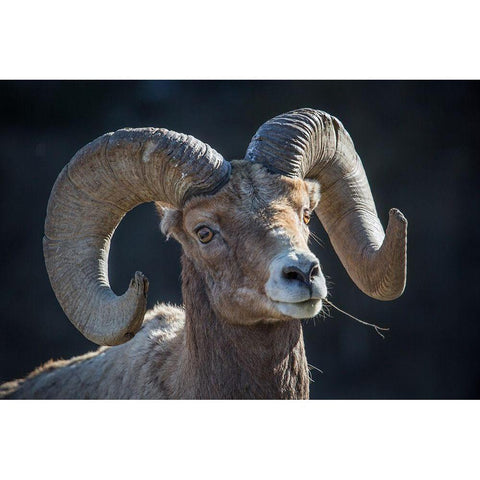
[0,303,185,399]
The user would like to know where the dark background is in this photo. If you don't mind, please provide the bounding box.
[0,80,478,399]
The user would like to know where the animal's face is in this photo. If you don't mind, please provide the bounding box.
[158,161,327,324]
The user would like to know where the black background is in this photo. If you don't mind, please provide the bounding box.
[1,80,479,398]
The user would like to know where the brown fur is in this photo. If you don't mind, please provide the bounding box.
[1,161,319,399]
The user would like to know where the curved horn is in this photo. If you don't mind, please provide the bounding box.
[44,127,230,346]
[245,108,407,301]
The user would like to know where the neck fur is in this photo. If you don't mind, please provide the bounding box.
[178,254,310,399]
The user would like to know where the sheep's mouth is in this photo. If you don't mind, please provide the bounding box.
[272,298,323,319]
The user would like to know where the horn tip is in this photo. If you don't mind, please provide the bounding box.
[387,208,408,241]
[389,208,408,227]
[129,271,149,298]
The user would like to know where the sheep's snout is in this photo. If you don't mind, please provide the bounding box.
[265,251,327,319]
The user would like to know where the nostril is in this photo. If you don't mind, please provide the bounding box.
[282,266,309,285]
[309,263,320,281]
[285,271,299,281]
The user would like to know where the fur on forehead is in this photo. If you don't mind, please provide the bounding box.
[304,179,321,210]
[183,160,320,212]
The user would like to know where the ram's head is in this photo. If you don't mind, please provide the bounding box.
[159,161,326,324]
[43,109,407,346]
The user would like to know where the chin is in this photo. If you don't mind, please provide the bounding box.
[274,299,323,319]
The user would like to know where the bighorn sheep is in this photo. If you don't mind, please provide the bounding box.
[0,108,407,399]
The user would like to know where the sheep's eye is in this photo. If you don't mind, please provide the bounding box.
[196,226,214,244]
[303,210,311,225]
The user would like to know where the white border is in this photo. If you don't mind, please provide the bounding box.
[1,401,479,479]
[1,1,479,79]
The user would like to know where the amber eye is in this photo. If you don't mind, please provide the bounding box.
[303,210,311,225]
[196,226,214,244]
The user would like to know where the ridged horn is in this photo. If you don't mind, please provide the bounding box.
[44,127,231,346]
[245,108,407,300]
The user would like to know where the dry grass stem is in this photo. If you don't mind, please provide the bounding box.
[323,298,389,339]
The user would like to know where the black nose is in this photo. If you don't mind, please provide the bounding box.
[282,262,320,286]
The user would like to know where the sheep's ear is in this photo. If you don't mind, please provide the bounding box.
[305,179,321,210]
[155,202,183,238]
